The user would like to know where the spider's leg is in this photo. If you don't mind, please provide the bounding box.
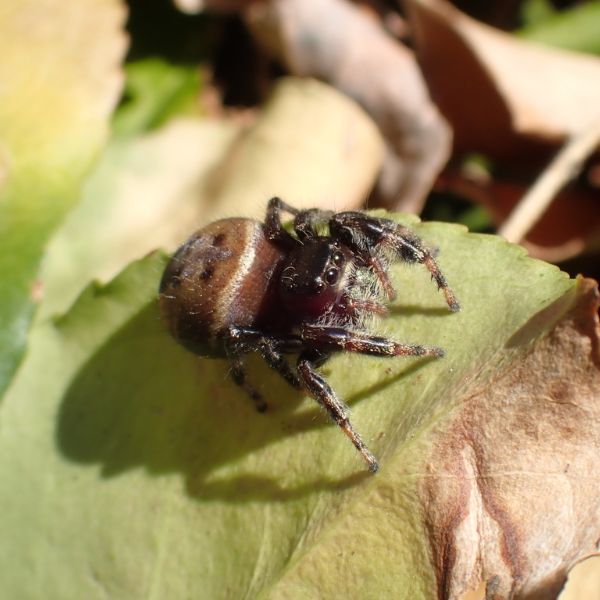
[225,326,303,410]
[330,212,460,312]
[296,352,379,473]
[293,208,334,241]
[226,349,268,413]
[258,337,302,390]
[361,254,396,301]
[301,324,444,358]
[265,197,300,246]
[343,296,388,317]
[391,224,460,312]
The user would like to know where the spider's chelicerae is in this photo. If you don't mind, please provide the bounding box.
[159,197,460,472]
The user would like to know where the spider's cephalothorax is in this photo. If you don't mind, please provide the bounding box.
[159,198,460,472]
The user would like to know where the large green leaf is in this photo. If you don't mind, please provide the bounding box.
[0,0,126,396]
[1,210,586,598]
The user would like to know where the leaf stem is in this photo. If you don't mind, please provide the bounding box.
[499,115,600,244]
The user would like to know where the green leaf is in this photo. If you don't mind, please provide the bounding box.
[0,214,577,598]
[0,0,126,397]
[520,0,557,27]
[519,1,600,55]
[112,59,203,138]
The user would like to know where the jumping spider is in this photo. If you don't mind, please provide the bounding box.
[159,198,459,472]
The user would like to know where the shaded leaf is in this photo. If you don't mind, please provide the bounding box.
[113,58,203,137]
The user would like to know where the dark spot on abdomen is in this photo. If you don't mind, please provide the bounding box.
[200,266,215,280]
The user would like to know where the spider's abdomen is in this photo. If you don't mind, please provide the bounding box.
[159,218,285,357]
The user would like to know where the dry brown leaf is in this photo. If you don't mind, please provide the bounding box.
[203,77,385,220]
[559,555,600,600]
[405,0,600,165]
[422,278,600,599]
[241,0,451,212]
[437,172,600,262]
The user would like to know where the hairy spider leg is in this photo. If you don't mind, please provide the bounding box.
[293,208,334,241]
[294,326,444,470]
[257,340,303,390]
[392,224,460,312]
[343,296,388,317]
[264,197,300,246]
[330,212,461,312]
[226,350,268,413]
[360,254,396,301]
[266,197,336,244]
[225,326,303,411]
[297,354,379,473]
[300,325,445,357]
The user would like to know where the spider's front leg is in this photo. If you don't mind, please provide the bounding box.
[300,324,444,358]
[292,208,334,241]
[296,351,379,473]
[264,197,300,246]
[330,212,460,312]
[265,197,334,242]
[295,325,445,471]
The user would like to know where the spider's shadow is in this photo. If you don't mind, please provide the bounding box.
[57,302,436,503]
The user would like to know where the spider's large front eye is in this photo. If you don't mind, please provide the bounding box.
[325,268,339,285]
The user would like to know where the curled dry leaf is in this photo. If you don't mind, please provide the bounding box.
[204,77,385,220]
[407,0,600,262]
[405,0,600,165]
[423,278,600,599]
[242,0,452,212]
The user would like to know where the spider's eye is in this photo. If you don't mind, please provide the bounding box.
[313,279,325,293]
[325,268,339,285]
[332,251,345,266]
